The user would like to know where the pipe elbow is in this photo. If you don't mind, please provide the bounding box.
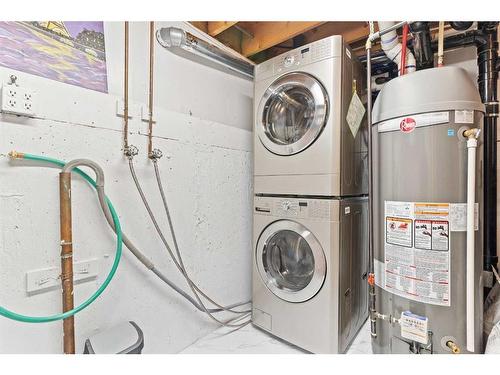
[378,21,416,75]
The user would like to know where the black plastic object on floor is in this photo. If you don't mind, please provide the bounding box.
[83,321,144,354]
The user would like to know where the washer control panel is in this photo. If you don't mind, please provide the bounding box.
[254,196,332,220]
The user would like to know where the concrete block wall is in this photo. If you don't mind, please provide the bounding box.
[0,21,253,353]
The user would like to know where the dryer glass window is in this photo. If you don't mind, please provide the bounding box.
[257,72,328,156]
[263,230,315,292]
[263,86,316,145]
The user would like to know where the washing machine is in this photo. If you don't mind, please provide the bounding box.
[254,35,368,197]
[252,195,369,353]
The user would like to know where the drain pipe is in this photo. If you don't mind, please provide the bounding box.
[60,171,75,354]
[477,22,499,274]
[378,21,416,74]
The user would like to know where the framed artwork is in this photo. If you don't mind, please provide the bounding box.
[0,21,108,93]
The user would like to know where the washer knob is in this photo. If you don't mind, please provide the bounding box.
[284,55,294,67]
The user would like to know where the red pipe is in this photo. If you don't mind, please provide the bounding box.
[400,24,409,75]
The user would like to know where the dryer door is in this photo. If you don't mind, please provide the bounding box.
[257,72,329,156]
[256,220,327,303]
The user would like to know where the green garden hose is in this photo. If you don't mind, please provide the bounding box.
[0,152,122,323]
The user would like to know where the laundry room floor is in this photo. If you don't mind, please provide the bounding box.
[180,320,372,354]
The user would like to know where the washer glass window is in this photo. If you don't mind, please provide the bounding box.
[263,230,315,291]
[257,72,328,155]
[256,220,326,303]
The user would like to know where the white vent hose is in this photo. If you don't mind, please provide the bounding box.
[378,21,416,74]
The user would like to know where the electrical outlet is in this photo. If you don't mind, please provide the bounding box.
[26,258,100,294]
[1,84,36,117]
[6,87,17,97]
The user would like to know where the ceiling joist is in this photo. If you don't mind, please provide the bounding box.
[189,21,376,62]
[237,21,326,57]
[207,21,238,36]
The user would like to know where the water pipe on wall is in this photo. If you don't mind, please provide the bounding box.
[60,171,75,353]
[0,153,123,337]
[123,21,130,152]
[147,21,162,161]
[123,21,138,159]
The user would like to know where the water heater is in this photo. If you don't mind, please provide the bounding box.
[371,67,485,354]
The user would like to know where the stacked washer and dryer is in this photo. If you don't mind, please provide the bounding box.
[251,35,369,353]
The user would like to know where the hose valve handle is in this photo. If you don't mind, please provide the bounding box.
[463,128,481,139]
[148,148,163,161]
[124,145,139,159]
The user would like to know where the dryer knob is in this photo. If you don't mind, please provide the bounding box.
[281,201,291,211]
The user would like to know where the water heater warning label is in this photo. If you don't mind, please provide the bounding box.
[384,201,451,306]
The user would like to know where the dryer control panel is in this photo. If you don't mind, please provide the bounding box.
[254,35,344,82]
[254,196,334,220]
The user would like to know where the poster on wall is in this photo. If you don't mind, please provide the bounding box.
[0,21,107,93]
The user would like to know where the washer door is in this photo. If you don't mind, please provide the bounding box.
[256,220,327,303]
[257,72,329,156]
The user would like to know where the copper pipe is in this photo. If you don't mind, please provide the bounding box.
[59,172,75,354]
[147,21,155,157]
[123,21,130,152]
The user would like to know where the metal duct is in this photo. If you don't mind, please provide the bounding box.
[156,27,254,80]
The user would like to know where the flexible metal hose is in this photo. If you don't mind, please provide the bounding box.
[153,160,251,314]
[63,159,249,315]
[127,159,251,327]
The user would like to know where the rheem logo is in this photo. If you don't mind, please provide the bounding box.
[400,117,416,133]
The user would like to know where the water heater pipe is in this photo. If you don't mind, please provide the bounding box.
[437,21,445,67]
[378,21,416,74]
[400,24,409,75]
[465,128,481,353]
[366,20,414,339]
[366,21,377,338]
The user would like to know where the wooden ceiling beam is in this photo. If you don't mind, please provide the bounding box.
[300,22,369,46]
[207,21,238,36]
[189,21,208,33]
[238,21,326,57]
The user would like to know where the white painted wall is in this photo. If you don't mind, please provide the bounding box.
[0,21,253,353]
